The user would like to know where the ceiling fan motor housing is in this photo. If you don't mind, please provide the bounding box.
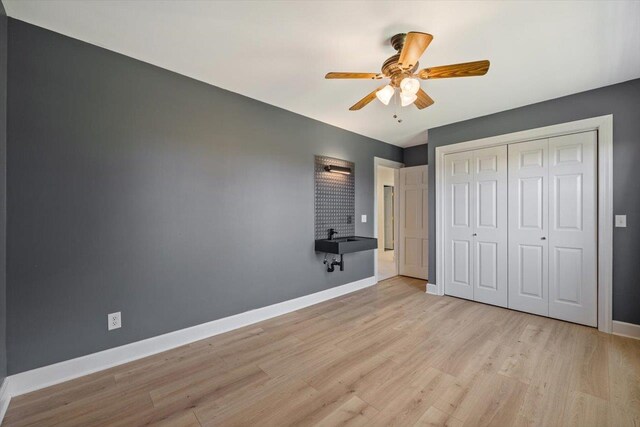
[382,55,417,86]
[382,33,419,86]
[390,33,407,52]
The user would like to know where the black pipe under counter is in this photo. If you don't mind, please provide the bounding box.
[315,236,377,255]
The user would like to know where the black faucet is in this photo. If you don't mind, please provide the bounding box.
[328,228,338,240]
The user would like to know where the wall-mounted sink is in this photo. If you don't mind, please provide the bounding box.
[315,236,377,254]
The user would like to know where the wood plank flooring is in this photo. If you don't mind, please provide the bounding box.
[4,276,640,426]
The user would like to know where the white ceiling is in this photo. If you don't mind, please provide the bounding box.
[4,1,640,147]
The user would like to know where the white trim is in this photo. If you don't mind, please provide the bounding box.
[373,157,404,282]
[435,115,614,333]
[612,321,640,340]
[374,157,404,169]
[426,283,438,295]
[0,379,11,425]
[6,276,376,397]
[597,116,614,334]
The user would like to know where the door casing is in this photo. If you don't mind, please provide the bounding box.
[373,157,404,282]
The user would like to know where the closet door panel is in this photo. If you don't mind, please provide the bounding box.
[444,151,474,300]
[508,139,549,316]
[473,146,508,307]
[548,131,597,326]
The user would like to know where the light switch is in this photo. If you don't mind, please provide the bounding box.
[361,214,367,223]
[615,215,627,227]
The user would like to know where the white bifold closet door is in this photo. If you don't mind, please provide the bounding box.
[444,146,508,307]
[507,139,550,316]
[549,132,597,325]
[508,131,597,326]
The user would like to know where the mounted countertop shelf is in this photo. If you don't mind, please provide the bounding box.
[315,236,377,254]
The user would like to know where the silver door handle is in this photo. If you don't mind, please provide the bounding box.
[541,237,546,240]
[472,233,477,236]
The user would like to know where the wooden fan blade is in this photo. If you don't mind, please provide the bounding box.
[398,32,433,70]
[349,85,387,111]
[418,60,490,79]
[414,89,435,110]
[325,72,383,79]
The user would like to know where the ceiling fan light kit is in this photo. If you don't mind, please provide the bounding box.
[325,31,490,118]
[375,85,395,105]
[399,77,420,95]
[400,92,418,107]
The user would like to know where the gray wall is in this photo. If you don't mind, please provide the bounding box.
[0,1,7,383]
[6,19,402,374]
[403,144,428,167]
[403,78,640,326]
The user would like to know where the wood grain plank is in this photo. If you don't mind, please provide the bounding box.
[5,277,637,427]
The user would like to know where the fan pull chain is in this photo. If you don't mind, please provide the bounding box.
[392,90,402,123]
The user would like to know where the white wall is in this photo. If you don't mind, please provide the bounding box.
[376,166,395,250]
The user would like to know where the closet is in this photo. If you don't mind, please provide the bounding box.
[443,131,597,326]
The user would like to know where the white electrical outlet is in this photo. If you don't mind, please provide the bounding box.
[361,214,367,223]
[108,312,121,330]
[615,215,627,227]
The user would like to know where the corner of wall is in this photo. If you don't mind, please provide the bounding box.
[403,143,429,167]
[0,0,7,388]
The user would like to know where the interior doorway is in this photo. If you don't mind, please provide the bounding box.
[375,159,403,281]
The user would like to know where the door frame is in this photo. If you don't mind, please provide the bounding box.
[374,157,404,282]
[434,115,613,333]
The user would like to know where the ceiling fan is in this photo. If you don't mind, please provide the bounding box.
[325,32,490,111]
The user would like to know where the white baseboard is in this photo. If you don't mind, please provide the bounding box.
[7,276,377,398]
[426,282,439,295]
[0,379,11,425]
[612,320,640,340]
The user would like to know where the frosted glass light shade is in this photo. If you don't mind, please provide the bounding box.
[375,85,395,105]
[400,77,420,95]
[400,92,418,107]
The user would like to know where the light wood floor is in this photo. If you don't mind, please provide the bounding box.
[4,276,640,426]
[377,250,396,281]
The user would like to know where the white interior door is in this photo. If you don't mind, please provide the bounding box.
[548,131,597,326]
[473,146,508,307]
[508,139,550,317]
[399,165,428,279]
[444,152,474,300]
